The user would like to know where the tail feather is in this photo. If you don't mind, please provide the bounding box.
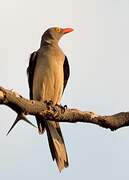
[46,125,56,160]
[36,117,68,171]
[46,121,69,171]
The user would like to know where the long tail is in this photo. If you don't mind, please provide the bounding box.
[46,121,69,171]
[36,116,68,171]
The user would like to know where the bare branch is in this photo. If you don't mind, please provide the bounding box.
[0,86,129,131]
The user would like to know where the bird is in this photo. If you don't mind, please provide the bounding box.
[27,27,73,171]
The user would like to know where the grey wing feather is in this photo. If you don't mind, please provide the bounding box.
[27,51,38,99]
[63,56,70,92]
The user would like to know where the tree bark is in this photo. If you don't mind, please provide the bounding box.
[0,86,129,131]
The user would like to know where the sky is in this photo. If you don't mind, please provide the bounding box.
[0,0,129,179]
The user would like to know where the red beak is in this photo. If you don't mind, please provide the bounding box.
[63,28,74,34]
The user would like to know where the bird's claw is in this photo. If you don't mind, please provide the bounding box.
[64,105,68,109]
[44,100,54,110]
[56,104,68,113]
[45,100,53,106]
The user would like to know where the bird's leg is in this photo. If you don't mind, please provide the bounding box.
[46,100,53,107]
[43,100,60,118]
[44,100,54,111]
[6,112,37,135]
[56,104,67,114]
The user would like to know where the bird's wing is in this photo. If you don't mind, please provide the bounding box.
[27,51,46,133]
[63,56,70,93]
[27,51,38,99]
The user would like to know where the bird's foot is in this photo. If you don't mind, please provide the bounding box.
[64,105,68,109]
[56,104,68,113]
[43,100,57,118]
[44,100,54,110]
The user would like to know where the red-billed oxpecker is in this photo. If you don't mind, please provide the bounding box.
[27,27,73,171]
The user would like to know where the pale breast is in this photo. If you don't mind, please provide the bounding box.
[32,50,64,105]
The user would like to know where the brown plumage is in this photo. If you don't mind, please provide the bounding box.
[27,27,73,171]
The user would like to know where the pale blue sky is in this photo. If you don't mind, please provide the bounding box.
[0,0,129,179]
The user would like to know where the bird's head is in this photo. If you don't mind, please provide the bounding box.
[41,27,73,46]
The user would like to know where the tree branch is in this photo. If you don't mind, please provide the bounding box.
[0,86,129,131]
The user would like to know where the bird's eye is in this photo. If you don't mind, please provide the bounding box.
[55,27,61,33]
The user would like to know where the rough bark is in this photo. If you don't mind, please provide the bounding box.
[0,86,129,131]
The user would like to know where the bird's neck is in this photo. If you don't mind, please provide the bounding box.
[40,37,58,48]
